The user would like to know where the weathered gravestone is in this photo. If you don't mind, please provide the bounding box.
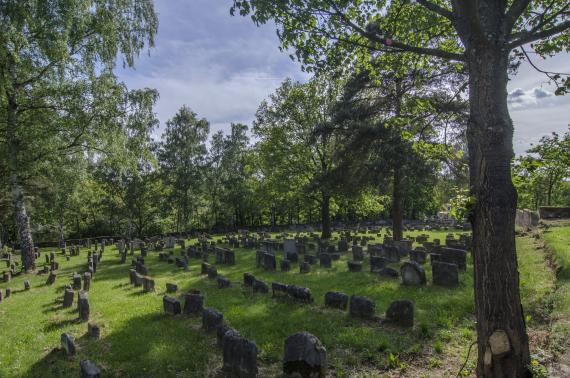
[80,360,101,378]
[78,292,90,321]
[166,283,178,293]
[243,273,255,287]
[272,282,289,297]
[83,273,91,291]
[207,266,218,279]
[299,262,311,274]
[370,256,387,272]
[352,245,364,261]
[385,300,414,327]
[324,291,348,310]
[143,277,155,292]
[217,276,231,288]
[347,261,362,272]
[263,253,276,271]
[283,239,299,262]
[61,333,76,356]
[287,285,313,303]
[319,253,332,268]
[5,287,11,298]
[63,288,74,308]
[24,280,30,290]
[217,324,239,347]
[163,295,181,315]
[409,250,427,265]
[252,278,269,294]
[349,295,375,319]
[88,323,100,338]
[400,262,426,286]
[183,290,204,315]
[202,307,223,332]
[222,331,258,378]
[432,261,459,286]
[283,332,327,378]
[280,259,291,272]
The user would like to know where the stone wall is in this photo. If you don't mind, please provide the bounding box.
[539,206,570,219]
[515,209,539,230]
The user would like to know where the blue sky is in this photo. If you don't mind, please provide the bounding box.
[116,0,570,156]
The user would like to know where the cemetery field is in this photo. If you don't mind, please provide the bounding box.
[0,230,559,378]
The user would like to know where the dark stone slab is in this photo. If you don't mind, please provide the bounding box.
[347,261,362,272]
[283,332,327,377]
[400,262,426,286]
[324,291,348,310]
[80,360,101,378]
[272,282,289,297]
[88,323,100,338]
[223,330,258,378]
[78,292,90,322]
[299,262,311,274]
[280,259,291,272]
[385,300,414,327]
[166,283,178,293]
[183,290,204,315]
[287,285,312,303]
[243,272,255,287]
[253,279,269,294]
[163,295,181,315]
[319,254,332,268]
[217,276,231,288]
[202,307,223,332]
[432,261,459,287]
[63,288,74,308]
[349,295,375,319]
[61,333,76,355]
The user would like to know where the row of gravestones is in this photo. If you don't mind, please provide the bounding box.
[162,287,329,377]
[60,325,102,377]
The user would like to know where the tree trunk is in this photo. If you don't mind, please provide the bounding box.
[467,44,530,377]
[321,192,331,239]
[11,175,35,271]
[392,168,403,241]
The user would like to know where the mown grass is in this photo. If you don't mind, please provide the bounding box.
[542,222,570,357]
[0,229,556,377]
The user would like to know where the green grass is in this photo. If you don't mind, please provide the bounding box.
[0,229,556,377]
[542,222,570,356]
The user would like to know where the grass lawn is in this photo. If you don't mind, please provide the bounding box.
[0,229,557,377]
[542,222,570,359]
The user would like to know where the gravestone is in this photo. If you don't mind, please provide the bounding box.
[3,271,11,283]
[61,333,76,356]
[72,274,82,290]
[349,295,375,319]
[163,295,181,315]
[347,261,362,272]
[217,324,239,347]
[166,283,178,293]
[243,272,255,287]
[400,262,426,286]
[217,276,231,288]
[287,285,313,303]
[207,266,218,279]
[134,273,143,287]
[280,259,291,272]
[409,250,427,264]
[319,253,332,268]
[143,277,155,292]
[201,262,211,275]
[352,245,364,261]
[385,300,414,327]
[255,250,265,268]
[283,239,299,262]
[5,287,11,298]
[88,323,100,338]
[78,292,90,321]
[83,273,91,291]
[222,331,258,378]
[63,288,74,308]
[299,262,311,274]
[432,261,459,286]
[24,280,30,290]
[263,253,277,271]
[80,360,101,378]
[272,282,289,297]
[283,332,327,378]
[202,308,223,332]
[324,291,348,310]
[370,256,387,272]
[183,290,204,315]
[304,254,317,265]
[439,247,467,271]
[253,279,269,294]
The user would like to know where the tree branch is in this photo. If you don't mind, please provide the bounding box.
[416,0,454,21]
[508,20,570,48]
[505,0,532,32]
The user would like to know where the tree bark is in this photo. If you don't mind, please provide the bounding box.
[11,175,35,271]
[321,192,331,239]
[467,44,530,377]
[392,168,403,241]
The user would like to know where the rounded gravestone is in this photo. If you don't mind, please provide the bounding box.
[400,262,426,286]
[283,332,327,377]
[385,300,414,327]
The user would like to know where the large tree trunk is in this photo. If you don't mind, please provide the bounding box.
[467,44,530,377]
[11,175,35,271]
[391,168,403,241]
[321,192,331,239]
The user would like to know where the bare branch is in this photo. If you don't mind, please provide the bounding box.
[505,0,532,32]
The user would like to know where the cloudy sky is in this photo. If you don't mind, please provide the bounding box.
[116,0,570,156]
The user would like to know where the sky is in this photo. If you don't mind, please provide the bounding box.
[116,0,570,156]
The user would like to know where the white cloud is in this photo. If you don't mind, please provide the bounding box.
[507,86,554,108]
